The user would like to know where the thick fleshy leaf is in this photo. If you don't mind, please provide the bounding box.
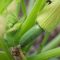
[37,0,60,32]
[0,0,12,14]
[13,0,46,45]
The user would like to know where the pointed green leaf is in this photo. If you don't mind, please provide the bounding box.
[13,0,46,45]
[0,0,12,14]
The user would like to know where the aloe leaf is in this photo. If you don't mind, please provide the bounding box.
[27,0,35,15]
[19,0,46,36]
[0,0,12,14]
[21,0,27,17]
[20,25,43,47]
[13,0,46,45]
[16,0,21,16]
[5,0,21,16]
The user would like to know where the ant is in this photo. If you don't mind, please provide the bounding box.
[47,0,52,4]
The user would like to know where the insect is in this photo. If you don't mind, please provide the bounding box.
[47,0,52,4]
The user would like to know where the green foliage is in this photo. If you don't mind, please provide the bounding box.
[37,0,60,32]
[0,0,60,60]
[13,0,46,45]
[42,34,60,52]
[27,47,60,60]
[0,0,12,14]
[0,51,11,60]
[20,25,43,48]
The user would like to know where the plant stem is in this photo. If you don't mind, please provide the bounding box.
[27,0,35,15]
[41,32,50,47]
[16,0,21,16]
[41,32,50,49]
[21,0,27,17]
[37,32,50,53]
[14,0,46,45]
[27,47,60,60]
[20,25,43,47]
[42,34,60,52]
[22,39,35,53]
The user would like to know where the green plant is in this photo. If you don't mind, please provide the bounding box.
[0,0,60,60]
